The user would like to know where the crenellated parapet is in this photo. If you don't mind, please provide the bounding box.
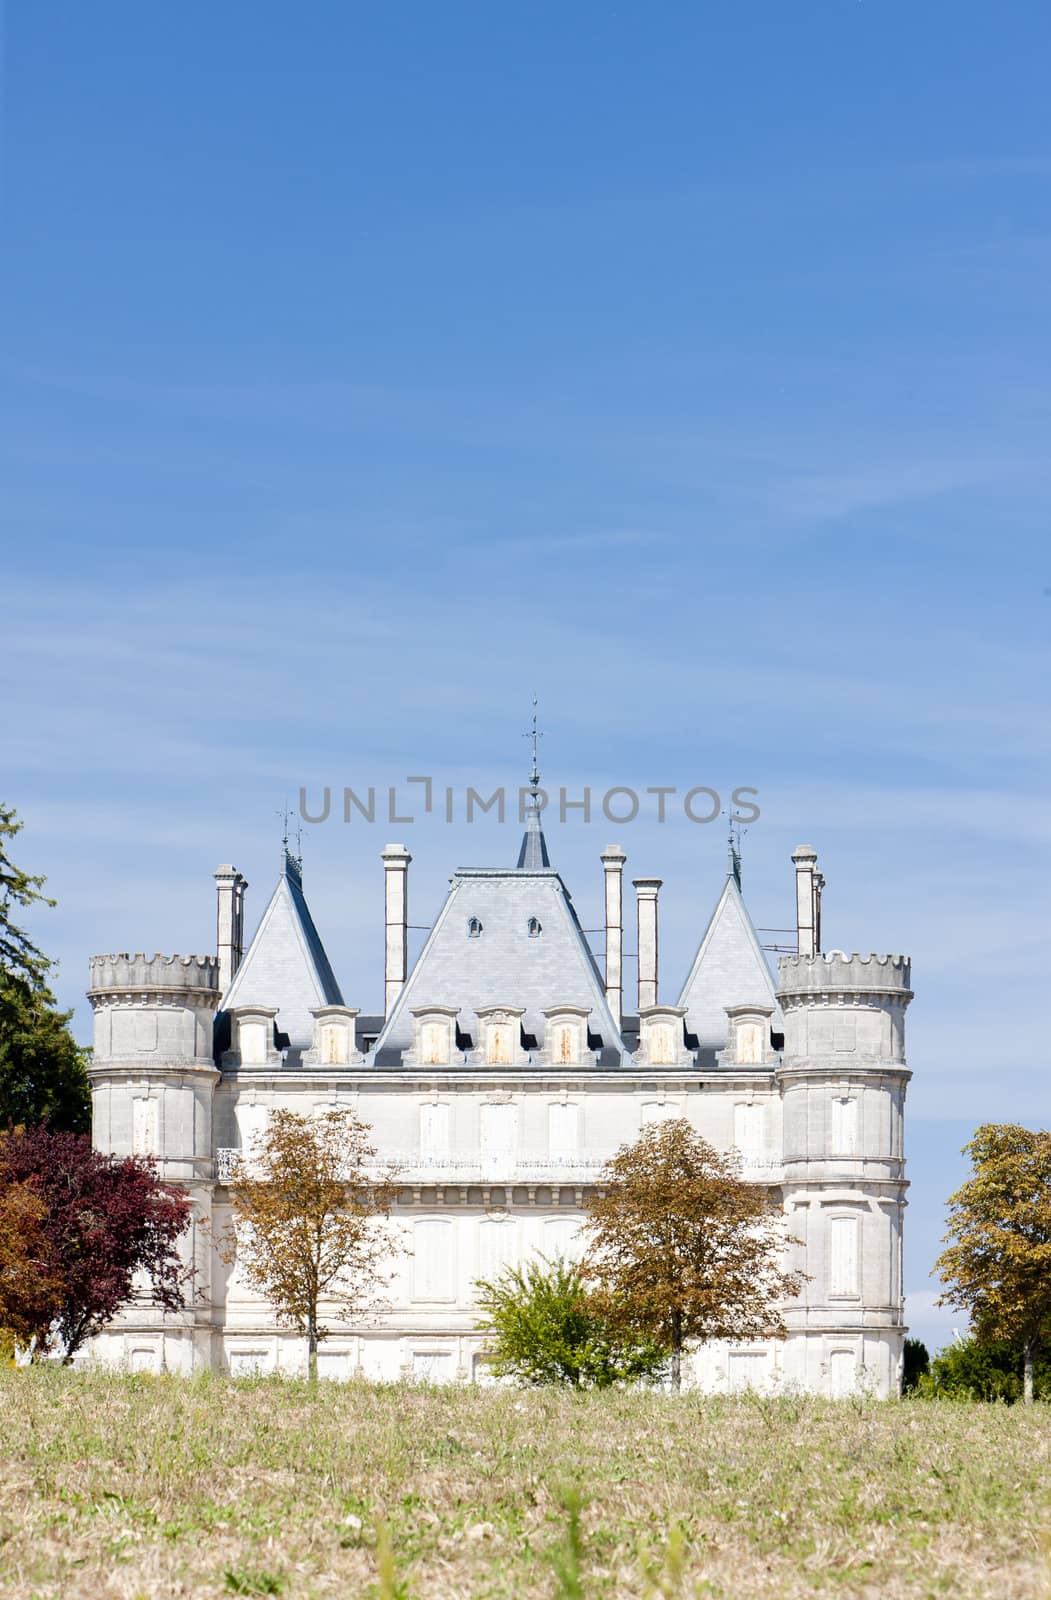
[88,952,220,1002]
[777,952,911,1004]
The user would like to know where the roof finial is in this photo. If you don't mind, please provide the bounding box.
[724,807,745,890]
[277,802,302,883]
[522,693,543,791]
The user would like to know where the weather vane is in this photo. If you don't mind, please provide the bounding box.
[522,693,543,790]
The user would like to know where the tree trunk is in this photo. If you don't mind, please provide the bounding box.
[670,1311,682,1394]
[307,1317,318,1384]
[1023,1341,1034,1405]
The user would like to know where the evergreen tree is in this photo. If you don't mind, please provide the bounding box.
[0,807,90,1132]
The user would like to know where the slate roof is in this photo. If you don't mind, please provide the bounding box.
[219,854,343,1063]
[676,873,781,1066]
[371,862,627,1068]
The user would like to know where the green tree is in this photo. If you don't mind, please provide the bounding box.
[583,1120,805,1392]
[0,976,90,1133]
[0,807,90,1132]
[475,1255,668,1389]
[901,1336,930,1394]
[934,1123,1051,1404]
[916,1334,1051,1403]
[224,1108,396,1381]
[0,805,54,989]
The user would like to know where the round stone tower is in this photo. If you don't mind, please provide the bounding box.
[87,952,221,1373]
[775,952,913,1398]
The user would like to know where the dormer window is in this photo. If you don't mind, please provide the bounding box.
[421,1022,450,1065]
[410,1005,460,1067]
[473,1004,526,1068]
[554,1023,580,1065]
[486,1021,513,1065]
[467,916,483,939]
[541,1005,592,1068]
[307,1006,361,1068]
[527,917,541,938]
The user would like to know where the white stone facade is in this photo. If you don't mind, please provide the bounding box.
[87,839,912,1397]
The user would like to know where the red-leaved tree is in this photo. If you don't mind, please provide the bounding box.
[0,1128,193,1360]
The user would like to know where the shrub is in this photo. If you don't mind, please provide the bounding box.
[475,1256,668,1389]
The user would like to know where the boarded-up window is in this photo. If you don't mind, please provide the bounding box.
[132,1097,158,1156]
[830,1096,858,1156]
[413,1219,454,1301]
[477,1218,517,1282]
[833,1017,857,1054]
[733,1101,763,1157]
[727,1352,765,1393]
[554,1024,579,1065]
[421,1022,450,1066]
[321,1024,348,1065]
[239,1022,267,1065]
[641,1101,675,1127]
[829,1348,857,1397]
[486,1023,513,1066]
[236,1103,269,1161]
[419,1102,450,1156]
[736,1022,763,1064]
[316,1350,351,1381]
[648,1024,674,1065]
[229,1349,269,1377]
[412,1351,453,1383]
[543,1215,581,1262]
[480,1103,516,1154]
[829,1215,860,1297]
[129,1347,160,1374]
[548,1102,579,1155]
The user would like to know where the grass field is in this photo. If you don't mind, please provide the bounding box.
[1,1371,1048,1599]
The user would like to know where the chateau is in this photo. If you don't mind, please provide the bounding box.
[86,790,913,1396]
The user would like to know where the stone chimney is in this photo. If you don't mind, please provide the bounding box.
[214,865,248,993]
[382,843,412,1018]
[791,845,820,958]
[633,876,662,1011]
[600,845,627,1028]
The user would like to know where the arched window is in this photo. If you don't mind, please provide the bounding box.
[527,917,541,938]
[466,916,482,939]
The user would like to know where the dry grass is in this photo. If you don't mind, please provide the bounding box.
[0,1370,1049,1599]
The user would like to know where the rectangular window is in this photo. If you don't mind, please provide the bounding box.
[829,1215,860,1297]
[413,1219,455,1301]
[733,1101,763,1157]
[486,1023,513,1065]
[420,1021,450,1066]
[316,1350,351,1382]
[641,1101,675,1127]
[477,1218,517,1283]
[548,1102,579,1155]
[320,1024,348,1065]
[412,1351,453,1383]
[132,1097,158,1156]
[727,1351,765,1393]
[229,1349,269,1378]
[480,1103,516,1153]
[239,1022,267,1065]
[543,1215,581,1262]
[829,1348,857,1397]
[419,1102,450,1157]
[830,1096,858,1156]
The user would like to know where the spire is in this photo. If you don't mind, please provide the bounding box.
[725,808,744,890]
[277,803,303,887]
[517,695,551,868]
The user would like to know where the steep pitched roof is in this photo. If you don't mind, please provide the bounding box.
[220,857,342,1061]
[372,866,626,1067]
[676,874,780,1065]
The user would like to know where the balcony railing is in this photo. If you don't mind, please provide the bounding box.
[214,1147,782,1184]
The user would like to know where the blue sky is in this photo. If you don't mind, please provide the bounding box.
[3,2,1049,1354]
